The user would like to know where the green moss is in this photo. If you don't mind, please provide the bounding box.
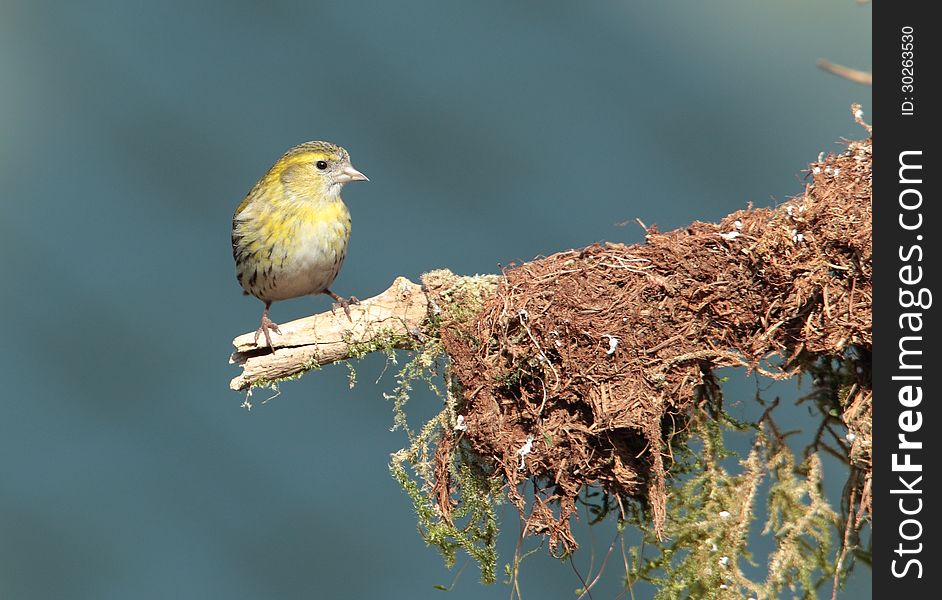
[390,441,500,584]
[624,416,840,600]
[344,327,412,360]
[247,356,323,392]
[385,335,502,584]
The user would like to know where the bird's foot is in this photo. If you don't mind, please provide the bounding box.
[253,314,282,352]
[327,291,360,321]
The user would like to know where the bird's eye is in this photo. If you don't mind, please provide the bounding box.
[315,160,328,170]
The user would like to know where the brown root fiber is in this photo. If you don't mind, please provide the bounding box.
[439,139,872,554]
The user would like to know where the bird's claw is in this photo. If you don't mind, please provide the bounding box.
[253,315,282,352]
[330,295,360,321]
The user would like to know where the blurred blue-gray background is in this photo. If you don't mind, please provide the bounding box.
[1,0,870,598]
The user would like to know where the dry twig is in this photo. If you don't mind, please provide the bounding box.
[817,59,872,86]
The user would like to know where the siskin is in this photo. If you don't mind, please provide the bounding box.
[232,141,368,351]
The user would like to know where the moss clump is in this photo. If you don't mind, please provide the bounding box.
[384,271,504,583]
[628,416,839,600]
[387,337,503,583]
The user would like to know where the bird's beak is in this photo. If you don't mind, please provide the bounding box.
[335,164,369,184]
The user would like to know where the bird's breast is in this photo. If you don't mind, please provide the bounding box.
[234,199,351,302]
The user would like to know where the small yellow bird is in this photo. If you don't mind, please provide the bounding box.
[232,141,368,351]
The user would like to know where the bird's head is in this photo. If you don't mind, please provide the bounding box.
[273,140,368,197]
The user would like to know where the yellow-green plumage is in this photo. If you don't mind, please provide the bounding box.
[232,141,367,349]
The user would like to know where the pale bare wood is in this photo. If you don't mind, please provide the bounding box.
[229,277,428,390]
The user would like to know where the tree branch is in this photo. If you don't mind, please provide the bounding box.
[229,270,498,390]
[817,59,872,86]
[229,277,429,390]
